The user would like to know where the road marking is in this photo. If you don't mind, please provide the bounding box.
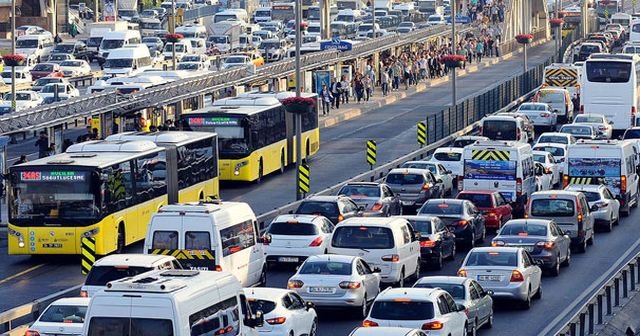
[539,235,640,335]
[0,264,45,286]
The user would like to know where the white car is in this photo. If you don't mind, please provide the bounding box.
[350,327,428,336]
[397,21,416,33]
[243,288,318,336]
[516,102,557,131]
[426,14,446,26]
[429,147,464,187]
[1,69,32,84]
[179,53,208,64]
[39,83,80,100]
[536,132,576,146]
[400,161,454,196]
[363,287,467,335]
[220,55,253,70]
[533,150,560,187]
[451,135,489,148]
[534,162,553,191]
[59,59,92,77]
[287,254,381,318]
[457,247,543,309]
[4,90,43,109]
[573,113,613,139]
[25,297,89,336]
[565,184,620,232]
[177,61,207,71]
[532,142,568,173]
[264,214,334,265]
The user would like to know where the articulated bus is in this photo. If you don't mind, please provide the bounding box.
[7,133,218,256]
[180,93,319,182]
[581,54,640,133]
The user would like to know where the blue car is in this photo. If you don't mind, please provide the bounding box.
[446,14,472,24]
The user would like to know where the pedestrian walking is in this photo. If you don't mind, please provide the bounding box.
[320,84,333,115]
[331,80,341,109]
[381,69,390,96]
[35,131,49,158]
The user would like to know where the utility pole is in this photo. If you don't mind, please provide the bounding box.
[10,0,16,113]
[295,0,303,200]
[172,0,176,70]
[372,1,376,38]
[451,0,456,107]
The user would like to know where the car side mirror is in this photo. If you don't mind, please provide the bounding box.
[358,205,365,212]
[414,232,422,240]
[456,304,466,312]
[445,170,452,174]
[373,267,382,273]
[305,301,315,311]
[609,121,614,125]
[486,290,494,296]
[535,259,544,267]
[590,204,599,212]
[259,234,271,244]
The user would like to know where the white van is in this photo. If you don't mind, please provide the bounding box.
[214,9,249,23]
[83,270,262,336]
[80,254,181,297]
[104,45,153,77]
[564,139,640,216]
[328,217,421,287]
[16,34,54,62]
[98,30,142,63]
[183,37,207,55]
[176,24,208,38]
[480,115,531,143]
[144,201,267,287]
[163,41,192,61]
[462,140,536,216]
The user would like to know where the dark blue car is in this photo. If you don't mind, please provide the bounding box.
[446,14,472,24]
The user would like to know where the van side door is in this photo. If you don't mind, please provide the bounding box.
[399,223,419,277]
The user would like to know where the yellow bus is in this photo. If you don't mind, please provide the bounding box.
[7,133,218,256]
[180,93,320,182]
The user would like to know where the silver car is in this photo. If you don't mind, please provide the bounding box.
[413,276,494,334]
[565,184,620,232]
[400,161,454,196]
[516,102,557,131]
[337,182,402,217]
[458,247,543,309]
[573,113,613,139]
[287,254,381,318]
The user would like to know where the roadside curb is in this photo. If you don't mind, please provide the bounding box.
[319,38,550,129]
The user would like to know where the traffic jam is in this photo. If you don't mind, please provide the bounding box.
[9,2,640,336]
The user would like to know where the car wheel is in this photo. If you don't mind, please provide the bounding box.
[356,294,368,319]
[434,252,443,270]
[478,226,486,243]
[256,160,264,183]
[577,239,587,253]
[309,318,318,336]
[116,223,125,254]
[605,217,613,232]
[258,266,267,287]
[484,313,494,329]
[466,321,476,336]
[533,284,542,300]
[561,249,571,267]
[550,255,560,277]
[587,233,594,246]
[396,270,405,288]
[413,259,421,279]
[468,232,476,249]
[446,243,456,260]
[521,288,532,310]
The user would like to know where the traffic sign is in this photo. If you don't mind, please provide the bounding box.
[320,39,353,51]
[366,140,376,166]
[417,122,426,145]
[298,163,310,194]
[81,236,96,275]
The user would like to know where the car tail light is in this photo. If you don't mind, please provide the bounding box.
[621,175,627,194]
[536,241,556,249]
[287,280,304,288]
[593,201,608,209]
[540,112,550,117]
[457,269,467,277]
[80,290,88,297]
[544,167,552,174]
[215,265,223,272]
[420,240,436,247]
[516,178,523,197]
[381,254,400,262]
[362,320,379,327]
[371,203,384,211]
[422,183,430,191]
[563,174,569,188]
[215,326,235,335]
[261,234,271,245]
[309,236,323,247]
[421,321,444,330]
[456,220,468,227]
[25,330,40,336]
[491,240,505,247]
[510,270,524,282]
[598,125,607,130]
[266,317,287,325]
[338,214,345,222]
[339,281,361,289]
[486,212,497,218]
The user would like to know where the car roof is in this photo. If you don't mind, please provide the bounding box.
[337,216,407,227]
[532,190,582,197]
[243,287,291,300]
[539,132,571,137]
[469,246,521,253]
[575,113,605,118]
[456,135,488,140]
[458,190,498,195]
[388,168,429,175]
[48,297,91,306]
[433,146,463,153]
[272,214,324,223]
[414,276,467,285]
[395,215,438,222]
[350,327,421,336]
[503,218,552,226]
[534,142,567,148]
[565,184,604,192]
[377,287,443,301]
[425,198,465,205]
[306,254,356,263]
[93,253,176,267]
[305,195,343,202]
[343,182,380,187]
[532,150,553,156]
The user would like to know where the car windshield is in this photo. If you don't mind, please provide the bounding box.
[399,22,413,27]
[428,16,441,21]
[457,193,492,208]
[105,58,133,68]
[453,139,481,147]
[533,146,564,156]
[40,304,87,323]
[16,39,38,48]
[332,226,394,249]
[35,78,61,86]
[499,223,548,236]
[296,201,339,217]
[370,301,435,320]
[586,61,632,83]
[247,299,276,315]
[54,44,75,53]
[119,9,137,16]
[87,37,102,47]
[561,126,592,136]
[209,36,228,43]
[33,64,53,71]
[143,37,160,43]
[401,162,437,173]
[85,266,154,286]
[299,261,352,275]
[268,222,318,235]
[574,115,604,123]
[339,185,380,198]
[181,56,200,62]
[87,317,173,336]
[465,251,518,266]
[538,135,569,144]
[225,57,247,64]
[530,199,575,217]
[49,54,69,61]
[5,92,33,100]
[101,39,124,50]
[583,191,601,202]
[177,63,199,70]
[414,283,466,299]
[260,42,280,49]
[385,173,424,185]
[419,202,463,215]
[164,44,186,52]
[405,218,432,234]
[42,85,65,93]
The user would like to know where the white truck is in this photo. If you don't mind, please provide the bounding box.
[208,20,244,53]
[86,22,129,62]
[374,0,392,11]
[117,0,138,21]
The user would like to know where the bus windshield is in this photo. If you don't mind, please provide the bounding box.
[10,169,99,225]
[182,116,250,157]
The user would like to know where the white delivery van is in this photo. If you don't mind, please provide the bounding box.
[98,30,142,63]
[144,201,267,287]
[83,269,263,336]
[462,140,536,216]
[163,41,192,61]
[16,34,54,62]
[176,24,208,38]
[103,45,153,77]
[564,139,639,216]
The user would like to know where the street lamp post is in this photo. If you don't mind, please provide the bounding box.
[172,0,176,70]
[10,0,16,113]
[451,0,456,107]
[294,0,303,200]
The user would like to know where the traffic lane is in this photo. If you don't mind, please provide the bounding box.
[7,127,87,163]
[222,42,556,215]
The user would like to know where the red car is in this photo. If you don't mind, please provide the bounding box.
[456,190,512,230]
[29,63,62,80]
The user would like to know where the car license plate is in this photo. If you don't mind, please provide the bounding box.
[278,257,299,263]
[401,201,414,206]
[478,275,501,281]
[42,243,63,248]
[309,287,334,293]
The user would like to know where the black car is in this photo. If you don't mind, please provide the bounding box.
[399,215,456,270]
[418,199,486,248]
[52,41,92,62]
[294,195,361,224]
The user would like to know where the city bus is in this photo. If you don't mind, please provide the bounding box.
[596,0,620,19]
[271,2,296,22]
[581,54,640,133]
[180,93,320,182]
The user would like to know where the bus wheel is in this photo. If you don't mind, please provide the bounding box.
[279,152,285,174]
[256,160,264,183]
[199,192,204,201]
[116,224,125,254]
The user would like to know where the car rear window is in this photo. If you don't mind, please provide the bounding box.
[339,185,381,197]
[574,115,604,123]
[385,173,424,185]
[583,191,601,202]
[268,222,318,235]
[299,261,352,275]
[370,301,434,320]
[452,139,479,148]
[419,202,463,215]
[457,193,493,208]
[533,146,565,157]
[247,299,277,314]
[482,120,517,140]
[538,135,569,144]
[296,201,339,217]
[400,162,436,173]
[433,152,461,161]
[40,304,87,323]
[413,283,466,299]
[152,231,178,250]
[465,251,518,267]
[499,223,547,236]
[405,219,432,234]
[85,266,154,286]
[530,199,575,217]
[533,154,545,163]
[332,226,394,249]
[87,317,173,336]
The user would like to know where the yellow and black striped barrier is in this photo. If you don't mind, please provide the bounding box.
[471,149,511,161]
[417,122,426,145]
[149,249,216,270]
[544,67,578,87]
[81,237,96,275]
[367,140,377,166]
[298,163,310,194]
[569,177,593,185]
